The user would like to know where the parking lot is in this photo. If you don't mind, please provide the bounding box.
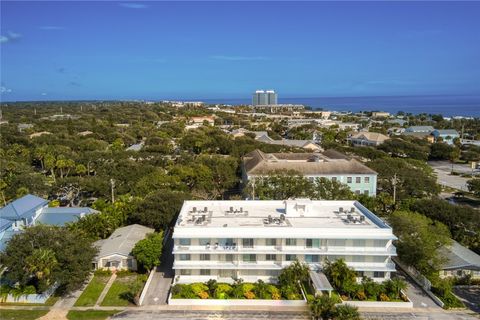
[428,161,476,191]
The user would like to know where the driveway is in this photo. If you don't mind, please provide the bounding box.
[142,236,174,305]
[453,286,480,314]
[393,270,442,309]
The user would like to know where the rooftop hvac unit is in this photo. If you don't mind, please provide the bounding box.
[350,207,355,213]
[280,214,286,222]
[359,216,365,222]
[339,207,344,213]
[192,207,197,213]
[347,214,352,221]
[204,207,208,212]
[230,206,234,212]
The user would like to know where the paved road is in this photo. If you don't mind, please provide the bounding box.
[112,309,479,320]
[113,310,310,319]
[454,286,480,314]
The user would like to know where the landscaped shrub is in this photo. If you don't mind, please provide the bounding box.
[431,278,464,309]
[267,284,281,300]
[171,280,303,300]
[379,293,390,301]
[94,269,112,277]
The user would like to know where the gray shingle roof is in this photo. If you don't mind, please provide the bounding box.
[94,224,155,258]
[440,240,480,271]
[243,149,377,176]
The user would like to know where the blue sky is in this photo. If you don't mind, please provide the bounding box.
[1,1,480,101]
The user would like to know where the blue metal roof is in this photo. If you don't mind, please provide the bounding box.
[0,218,12,231]
[0,229,22,252]
[36,207,98,226]
[0,194,48,221]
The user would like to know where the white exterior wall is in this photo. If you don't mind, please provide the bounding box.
[245,173,377,197]
[174,237,395,283]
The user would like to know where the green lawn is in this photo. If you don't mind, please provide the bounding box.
[0,309,49,320]
[100,274,143,307]
[74,275,110,307]
[67,310,120,320]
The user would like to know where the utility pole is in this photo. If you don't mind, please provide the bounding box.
[34,107,37,116]
[60,106,63,114]
[110,178,116,203]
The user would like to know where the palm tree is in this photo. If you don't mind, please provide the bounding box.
[25,248,58,284]
[391,278,408,300]
[309,295,336,320]
[333,304,361,320]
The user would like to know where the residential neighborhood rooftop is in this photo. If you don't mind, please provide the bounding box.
[94,224,155,257]
[174,200,396,239]
[243,149,376,176]
[440,240,480,271]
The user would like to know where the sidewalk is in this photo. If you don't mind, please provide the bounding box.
[95,273,117,307]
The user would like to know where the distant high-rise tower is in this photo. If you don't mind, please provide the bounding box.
[252,90,277,106]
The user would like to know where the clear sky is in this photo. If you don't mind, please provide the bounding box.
[1,1,480,101]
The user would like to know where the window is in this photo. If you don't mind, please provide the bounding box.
[200,269,211,276]
[179,238,191,246]
[363,190,369,196]
[330,239,345,247]
[374,240,386,248]
[347,177,352,183]
[285,239,297,246]
[180,269,191,275]
[266,254,276,261]
[356,271,364,277]
[243,254,256,262]
[225,255,234,262]
[364,177,370,183]
[306,239,320,248]
[305,255,319,263]
[242,238,254,248]
[179,254,190,261]
[352,255,365,262]
[356,177,361,183]
[353,240,365,247]
[200,254,210,261]
[306,239,313,248]
[286,254,296,261]
[266,238,277,246]
[373,271,385,278]
[355,190,361,195]
[199,239,210,246]
[332,177,337,182]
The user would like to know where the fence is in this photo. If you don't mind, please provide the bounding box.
[2,283,58,304]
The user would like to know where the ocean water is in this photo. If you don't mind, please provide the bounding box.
[203,95,480,118]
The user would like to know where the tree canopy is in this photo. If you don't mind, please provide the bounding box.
[0,225,97,294]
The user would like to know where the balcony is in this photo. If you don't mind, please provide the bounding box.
[173,244,396,256]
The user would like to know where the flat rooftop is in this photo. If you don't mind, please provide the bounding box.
[174,200,395,239]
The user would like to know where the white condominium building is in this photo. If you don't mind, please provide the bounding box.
[172,199,397,284]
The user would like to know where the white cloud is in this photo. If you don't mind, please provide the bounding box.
[0,86,13,94]
[41,93,48,96]
[119,3,148,9]
[39,26,65,30]
[211,55,269,61]
[0,31,22,44]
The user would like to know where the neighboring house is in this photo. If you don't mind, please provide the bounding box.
[348,132,390,147]
[402,131,435,143]
[388,119,408,127]
[371,112,390,118]
[431,129,460,145]
[242,149,378,196]
[17,123,34,132]
[387,127,405,136]
[0,194,97,251]
[267,139,322,151]
[173,199,397,283]
[439,241,480,280]
[77,130,93,136]
[93,224,155,271]
[29,131,52,139]
[185,116,215,130]
[405,126,434,133]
